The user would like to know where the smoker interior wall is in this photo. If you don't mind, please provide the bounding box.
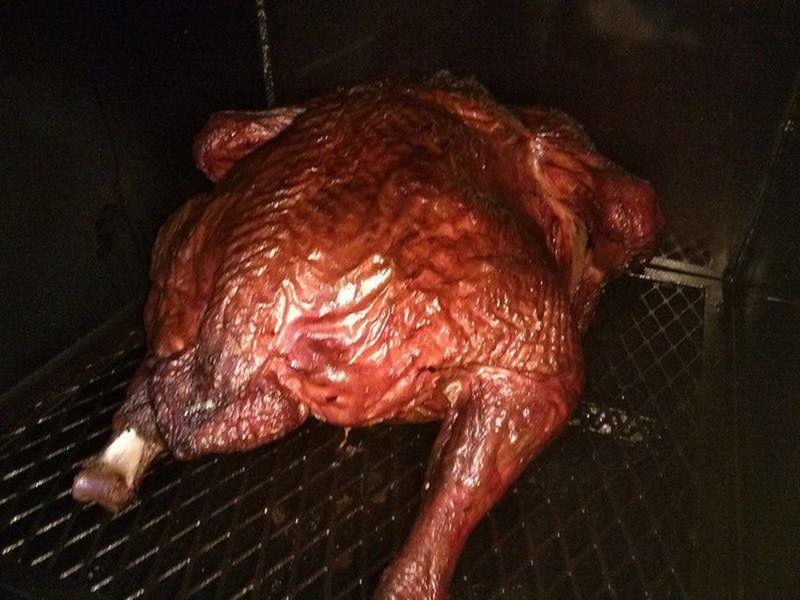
[729,81,799,596]
[735,89,800,298]
[0,1,267,392]
[733,290,800,596]
[268,0,800,276]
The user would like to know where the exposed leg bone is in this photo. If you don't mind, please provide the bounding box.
[73,363,165,512]
[72,428,163,512]
[375,370,578,600]
[73,366,307,512]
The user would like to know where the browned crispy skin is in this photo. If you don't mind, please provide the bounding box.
[72,74,663,599]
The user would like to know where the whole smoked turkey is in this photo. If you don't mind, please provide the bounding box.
[73,74,663,599]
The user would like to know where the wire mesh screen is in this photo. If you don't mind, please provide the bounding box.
[0,273,705,599]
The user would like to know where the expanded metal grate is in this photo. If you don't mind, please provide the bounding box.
[659,229,714,272]
[0,272,706,599]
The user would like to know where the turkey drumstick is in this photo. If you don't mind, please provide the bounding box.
[375,370,579,598]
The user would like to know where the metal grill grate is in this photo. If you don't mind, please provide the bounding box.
[0,273,706,599]
[659,229,714,272]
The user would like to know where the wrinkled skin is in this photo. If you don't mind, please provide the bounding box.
[72,74,663,599]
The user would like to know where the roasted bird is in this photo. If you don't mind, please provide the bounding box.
[72,73,663,599]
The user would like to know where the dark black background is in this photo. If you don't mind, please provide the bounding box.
[0,0,267,392]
